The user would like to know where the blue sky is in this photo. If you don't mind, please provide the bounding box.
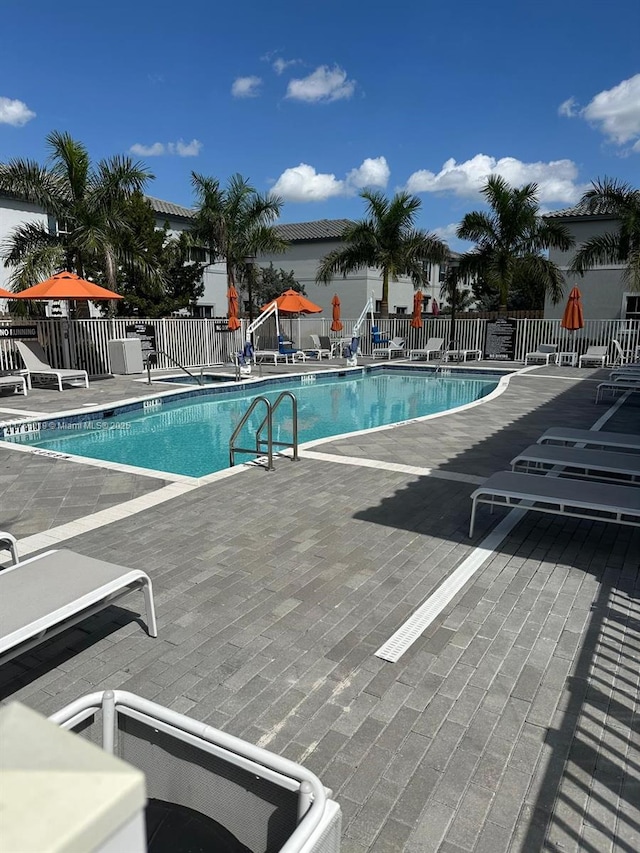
[1,0,638,251]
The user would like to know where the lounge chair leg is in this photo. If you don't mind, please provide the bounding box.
[469,499,478,537]
[142,579,158,637]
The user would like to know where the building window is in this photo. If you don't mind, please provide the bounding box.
[623,295,640,320]
[188,246,208,263]
[423,261,432,280]
[195,304,215,318]
[375,300,382,313]
[394,306,407,315]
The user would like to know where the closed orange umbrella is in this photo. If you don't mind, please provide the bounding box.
[331,294,343,332]
[14,271,123,300]
[227,284,241,331]
[410,291,423,328]
[561,285,584,331]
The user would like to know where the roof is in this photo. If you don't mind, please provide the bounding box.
[146,196,195,220]
[543,200,617,220]
[273,219,354,241]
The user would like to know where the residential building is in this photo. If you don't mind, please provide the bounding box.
[0,195,448,319]
[543,203,630,320]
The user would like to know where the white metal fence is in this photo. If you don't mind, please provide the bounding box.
[1,316,639,374]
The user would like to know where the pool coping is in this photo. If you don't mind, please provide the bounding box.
[0,363,521,482]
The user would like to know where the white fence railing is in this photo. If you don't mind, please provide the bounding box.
[1,316,639,374]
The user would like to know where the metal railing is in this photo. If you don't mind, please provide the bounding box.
[229,392,299,471]
[1,316,639,375]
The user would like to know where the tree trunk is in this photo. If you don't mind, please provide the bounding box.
[380,269,390,319]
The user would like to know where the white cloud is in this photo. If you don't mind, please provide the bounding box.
[582,74,640,146]
[271,163,345,202]
[405,154,585,204]
[0,96,35,126]
[273,57,300,75]
[130,142,166,156]
[558,97,578,118]
[433,223,460,243]
[231,76,262,98]
[286,65,356,103]
[271,156,390,202]
[130,139,202,158]
[346,156,390,189]
[559,75,640,152]
[168,139,202,157]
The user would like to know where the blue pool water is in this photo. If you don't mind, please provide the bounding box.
[7,369,502,477]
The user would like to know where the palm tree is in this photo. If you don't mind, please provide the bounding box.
[457,175,573,312]
[569,177,640,291]
[315,190,448,318]
[0,131,154,296]
[190,173,286,323]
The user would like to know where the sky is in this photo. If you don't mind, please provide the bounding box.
[1,0,639,252]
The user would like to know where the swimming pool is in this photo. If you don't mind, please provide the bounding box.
[4,368,505,477]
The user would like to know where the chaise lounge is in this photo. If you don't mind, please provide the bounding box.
[16,340,89,391]
[524,344,557,366]
[0,548,157,667]
[578,345,608,368]
[0,374,27,396]
[511,444,640,484]
[537,427,640,452]
[408,337,444,361]
[372,337,406,360]
[469,470,640,537]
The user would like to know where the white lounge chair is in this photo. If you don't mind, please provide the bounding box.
[595,378,640,403]
[524,344,557,366]
[16,340,89,391]
[0,374,27,396]
[469,470,640,537]
[511,444,640,484]
[308,334,332,359]
[0,548,157,667]
[0,530,18,565]
[443,347,483,363]
[373,337,406,360]
[537,427,640,452]
[579,345,608,368]
[408,337,444,361]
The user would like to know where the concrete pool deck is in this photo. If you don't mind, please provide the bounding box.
[0,360,639,852]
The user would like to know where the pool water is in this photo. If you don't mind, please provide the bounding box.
[7,370,501,477]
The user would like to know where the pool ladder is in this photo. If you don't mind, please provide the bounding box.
[229,392,299,471]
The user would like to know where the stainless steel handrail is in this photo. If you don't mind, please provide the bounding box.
[255,391,299,462]
[229,395,274,470]
[229,392,299,470]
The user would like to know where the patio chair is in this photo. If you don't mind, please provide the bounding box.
[371,326,389,345]
[537,427,640,452]
[511,444,640,484]
[0,373,27,396]
[0,530,18,565]
[578,345,608,368]
[595,378,640,403]
[16,340,89,391]
[469,470,640,537]
[308,334,331,359]
[524,343,557,366]
[0,548,157,667]
[372,337,406,360]
[408,337,445,361]
[278,335,307,363]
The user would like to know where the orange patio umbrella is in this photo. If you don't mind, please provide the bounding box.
[227,284,241,331]
[331,294,343,332]
[561,285,584,331]
[13,271,123,301]
[410,291,424,328]
[262,289,322,315]
[0,286,15,299]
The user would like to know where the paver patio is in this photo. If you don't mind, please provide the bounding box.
[0,363,638,852]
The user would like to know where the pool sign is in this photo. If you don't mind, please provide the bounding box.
[125,323,157,362]
[484,317,517,361]
[0,325,39,340]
